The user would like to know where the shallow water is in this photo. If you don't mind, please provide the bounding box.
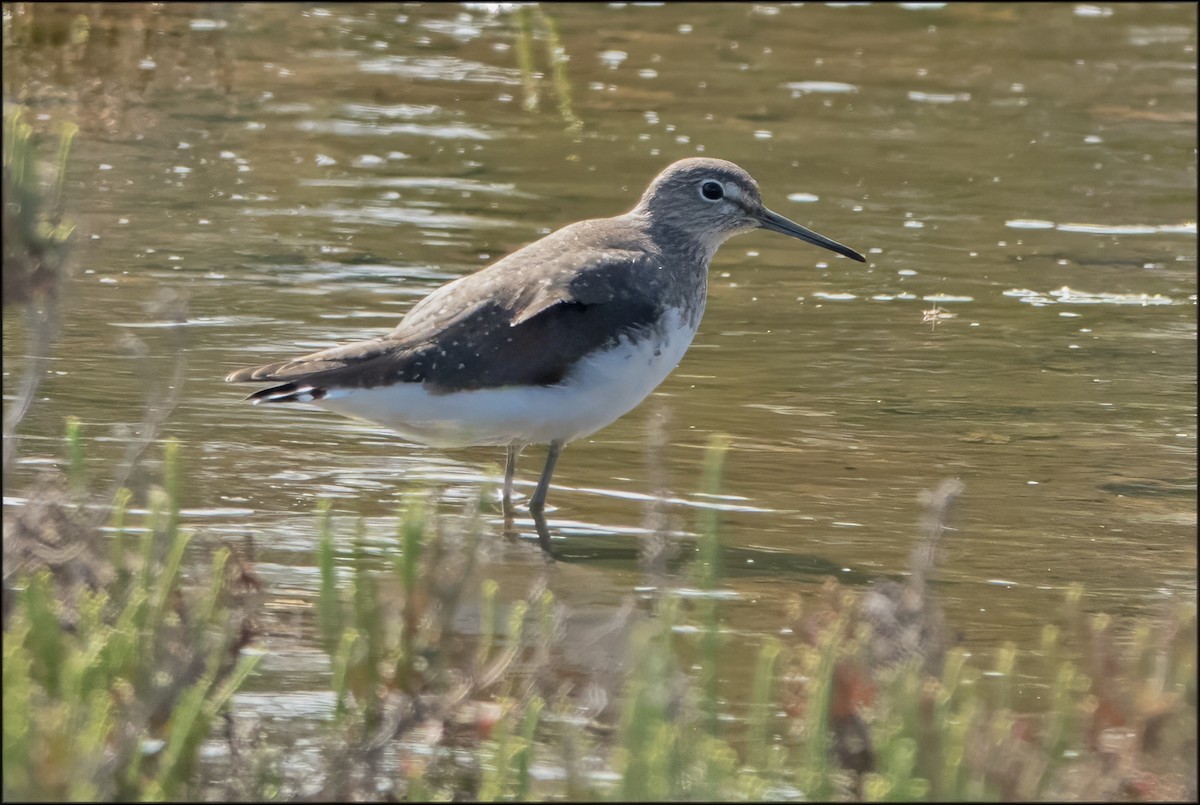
[4,0,1196,757]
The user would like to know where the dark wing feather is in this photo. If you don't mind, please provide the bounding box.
[226,220,667,399]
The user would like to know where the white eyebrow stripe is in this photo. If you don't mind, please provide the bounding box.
[723,182,743,201]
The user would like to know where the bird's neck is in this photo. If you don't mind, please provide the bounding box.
[628,208,724,268]
[615,212,710,327]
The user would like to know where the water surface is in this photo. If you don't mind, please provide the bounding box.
[4,0,1195,746]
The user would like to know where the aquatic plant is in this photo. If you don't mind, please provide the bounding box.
[2,106,76,478]
[512,5,583,136]
[3,427,260,801]
[5,421,1194,801]
[291,438,1196,802]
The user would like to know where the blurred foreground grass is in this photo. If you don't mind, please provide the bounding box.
[2,426,1195,801]
[3,434,260,801]
[292,440,1195,802]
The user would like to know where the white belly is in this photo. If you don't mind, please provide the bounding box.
[314,309,698,447]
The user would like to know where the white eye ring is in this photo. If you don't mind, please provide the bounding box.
[699,180,725,202]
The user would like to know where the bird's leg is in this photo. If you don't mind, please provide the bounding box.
[529,440,563,555]
[502,443,523,537]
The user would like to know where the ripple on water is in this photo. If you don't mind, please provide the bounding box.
[1003,286,1181,307]
[869,292,920,301]
[295,119,493,140]
[599,50,627,68]
[178,506,258,518]
[301,176,529,197]
[568,485,774,514]
[262,102,316,115]
[231,690,338,721]
[1006,219,1197,235]
[341,102,441,119]
[1074,5,1115,18]
[241,203,511,230]
[521,518,669,539]
[419,18,485,42]
[908,90,971,104]
[784,81,858,96]
[357,55,521,85]
[108,315,277,329]
[189,17,227,31]
[261,263,456,294]
[1056,223,1161,235]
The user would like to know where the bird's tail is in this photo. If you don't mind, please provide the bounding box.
[226,364,329,404]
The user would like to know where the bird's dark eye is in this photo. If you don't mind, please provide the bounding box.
[700,180,724,201]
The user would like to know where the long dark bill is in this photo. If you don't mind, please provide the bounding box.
[756,206,866,263]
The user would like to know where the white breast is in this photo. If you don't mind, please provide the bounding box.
[314,308,699,447]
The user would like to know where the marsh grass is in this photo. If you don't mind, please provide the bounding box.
[513,6,583,136]
[3,100,259,799]
[3,106,76,479]
[3,420,1196,801]
[3,426,261,801]
[242,435,1194,802]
